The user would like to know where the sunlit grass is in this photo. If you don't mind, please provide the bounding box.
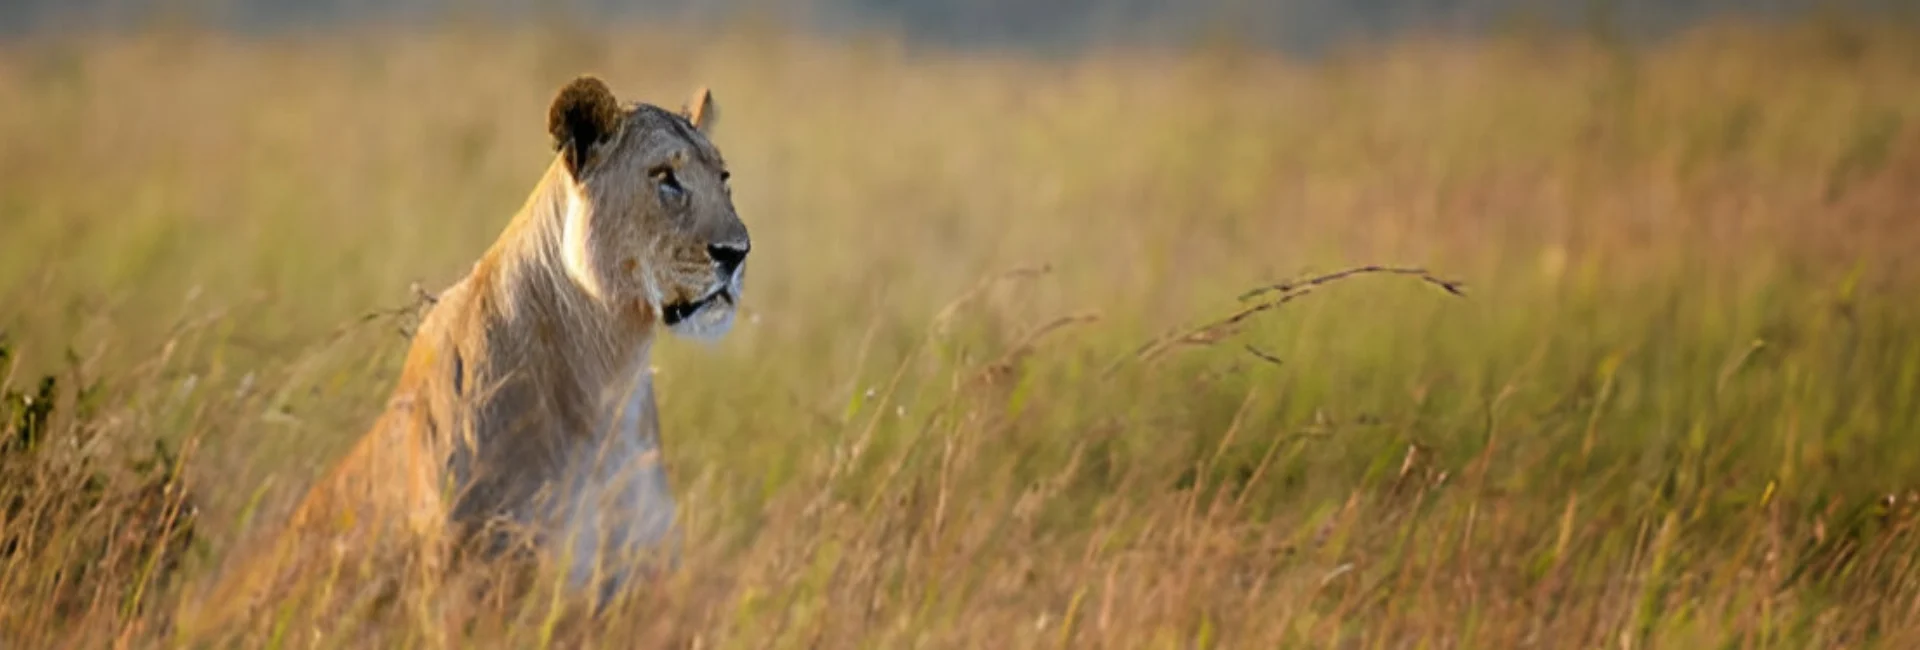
[2,14,1918,648]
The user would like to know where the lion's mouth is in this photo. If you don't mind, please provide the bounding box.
[661,288,734,327]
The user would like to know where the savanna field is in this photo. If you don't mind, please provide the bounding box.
[2,15,1919,649]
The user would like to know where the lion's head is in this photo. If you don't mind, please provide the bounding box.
[546,75,749,340]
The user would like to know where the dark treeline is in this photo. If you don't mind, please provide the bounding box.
[0,0,1911,53]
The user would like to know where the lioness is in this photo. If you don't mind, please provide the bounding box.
[177,75,748,637]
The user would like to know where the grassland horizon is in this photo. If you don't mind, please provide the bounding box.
[2,13,1919,648]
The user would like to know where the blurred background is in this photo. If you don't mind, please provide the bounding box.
[4,0,1910,51]
[2,0,1918,647]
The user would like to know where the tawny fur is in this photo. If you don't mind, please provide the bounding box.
[174,76,747,640]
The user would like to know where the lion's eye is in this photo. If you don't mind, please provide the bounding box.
[650,165,683,198]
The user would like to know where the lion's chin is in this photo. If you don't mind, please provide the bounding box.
[661,290,736,341]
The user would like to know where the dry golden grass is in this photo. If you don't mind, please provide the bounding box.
[2,14,1920,648]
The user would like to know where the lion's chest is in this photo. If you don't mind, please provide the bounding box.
[552,370,677,597]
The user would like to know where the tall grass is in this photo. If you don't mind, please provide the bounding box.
[2,14,1919,648]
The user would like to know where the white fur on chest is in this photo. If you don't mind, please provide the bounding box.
[556,366,678,599]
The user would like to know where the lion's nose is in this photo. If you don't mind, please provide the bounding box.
[708,242,749,276]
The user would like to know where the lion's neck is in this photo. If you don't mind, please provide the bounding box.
[477,158,657,433]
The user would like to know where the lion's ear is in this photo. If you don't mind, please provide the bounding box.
[680,86,719,136]
[548,76,623,175]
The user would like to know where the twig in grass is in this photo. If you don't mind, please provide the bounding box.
[1237,265,1466,302]
[334,281,440,341]
[1243,345,1284,366]
[1104,265,1465,377]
